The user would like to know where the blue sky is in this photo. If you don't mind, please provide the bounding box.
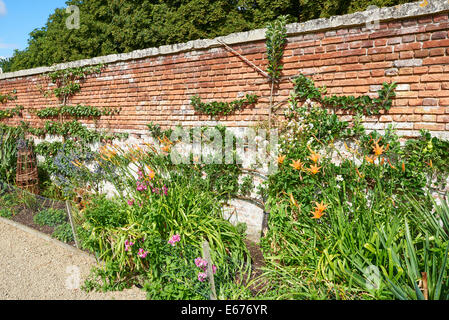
[0,0,68,58]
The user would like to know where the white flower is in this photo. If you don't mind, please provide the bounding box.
[336,175,344,182]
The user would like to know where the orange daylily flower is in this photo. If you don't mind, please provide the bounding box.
[278,155,286,165]
[373,141,385,157]
[146,165,156,180]
[401,162,406,172]
[309,152,321,163]
[307,145,321,163]
[308,164,321,175]
[311,201,328,219]
[290,160,304,171]
[162,144,171,153]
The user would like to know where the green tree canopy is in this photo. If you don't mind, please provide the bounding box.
[7,0,414,72]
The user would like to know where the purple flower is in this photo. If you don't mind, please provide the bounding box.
[198,272,207,282]
[162,185,168,196]
[127,199,135,206]
[212,265,217,274]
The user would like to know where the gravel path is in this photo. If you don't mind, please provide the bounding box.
[0,218,146,300]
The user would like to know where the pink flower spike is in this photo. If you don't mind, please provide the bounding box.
[212,265,217,274]
[127,199,134,206]
[138,248,149,258]
[198,272,207,282]
[168,234,181,246]
[137,183,147,192]
[195,257,208,270]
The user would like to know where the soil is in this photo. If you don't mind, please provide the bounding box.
[242,239,269,295]
[12,208,55,235]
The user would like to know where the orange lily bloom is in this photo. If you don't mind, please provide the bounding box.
[307,146,321,163]
[309,152,321,163]
[311,201,328,219]
[278,155,286,165]
[373,141,385,157]
[290,160,304,171]
[401,162,406,172]
[162,144,171,153]
[308,164,321,175]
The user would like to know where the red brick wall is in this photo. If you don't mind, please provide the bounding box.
[1,10,449,139]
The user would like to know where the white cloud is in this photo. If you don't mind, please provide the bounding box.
[0,0,6,16]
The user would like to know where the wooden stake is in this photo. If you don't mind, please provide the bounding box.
[202,240,217,300]
[66,200,80,249]
[421,272,428,300]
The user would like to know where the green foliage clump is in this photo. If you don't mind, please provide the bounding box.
[190,94,258,118]
[35,105,120,119]
[0,89,17,104]
[0,208,13,219]
[52,223,74,243]
[293,74,397,116]
[0,106,23,121]
[266,15,288,81]
[33,208,67,227]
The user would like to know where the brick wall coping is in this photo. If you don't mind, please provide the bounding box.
[1,0,448,81]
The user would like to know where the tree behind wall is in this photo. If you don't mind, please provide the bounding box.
[8,0,414,72]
